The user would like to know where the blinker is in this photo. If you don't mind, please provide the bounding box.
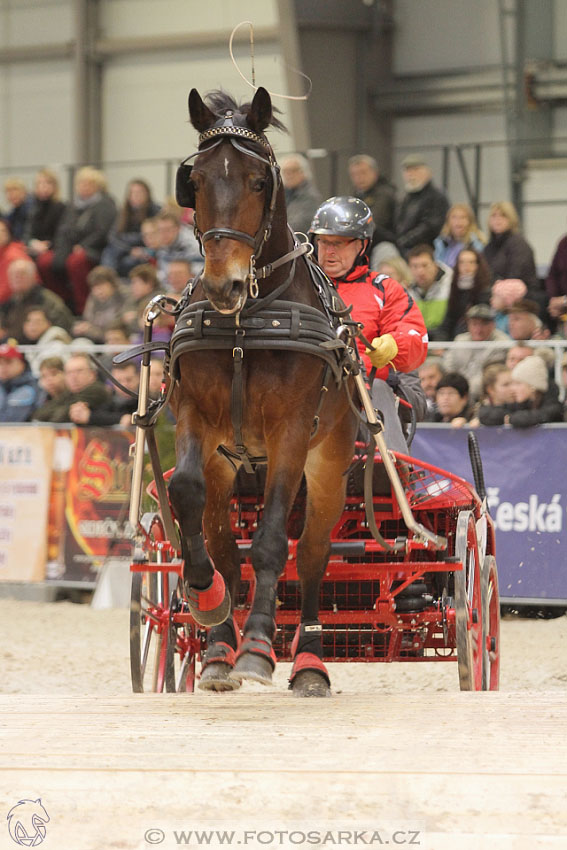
[175,161,195,208]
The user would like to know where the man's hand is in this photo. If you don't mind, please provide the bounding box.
[69,401,91,425]
[366,334,398,369]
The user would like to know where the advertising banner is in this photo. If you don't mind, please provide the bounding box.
[46,427,135,583]
[0,426,55,582]
[412,424,567,603]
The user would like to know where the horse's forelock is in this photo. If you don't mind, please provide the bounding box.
[203,89,286,133]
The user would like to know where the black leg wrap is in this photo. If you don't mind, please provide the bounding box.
[293,621,324,659]
[208,616,239,650]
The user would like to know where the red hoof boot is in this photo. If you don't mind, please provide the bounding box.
[229,636,277,686]
[186,570,231,627]
[289,652,331,698]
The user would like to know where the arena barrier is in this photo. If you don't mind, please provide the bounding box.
[1,423,566,604]
[413,423,567,605]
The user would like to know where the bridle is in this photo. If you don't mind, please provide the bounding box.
[176,109,311,299]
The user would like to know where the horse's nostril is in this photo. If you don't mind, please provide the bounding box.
[231,279,244,295]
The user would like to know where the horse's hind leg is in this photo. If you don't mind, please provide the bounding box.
[199,453,242,692]
[291,418,357,697]
[168,431,231,628]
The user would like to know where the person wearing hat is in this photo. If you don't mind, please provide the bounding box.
[482,355,565,428]
[442,302,509,401]
[0,341,39,422]
[310,196,428,451]
[431,371,472,426]
[394,154,450,258]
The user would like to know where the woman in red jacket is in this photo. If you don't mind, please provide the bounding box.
[0,218,29,304]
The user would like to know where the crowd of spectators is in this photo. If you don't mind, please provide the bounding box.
[1,155,566,428]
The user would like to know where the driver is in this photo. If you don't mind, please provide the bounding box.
[309,196,428,451]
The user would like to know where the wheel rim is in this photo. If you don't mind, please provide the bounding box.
[482,555,500,691]
[454,511,483,691]
[130,514,171,693]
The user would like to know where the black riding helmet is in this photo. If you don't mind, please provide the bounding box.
[309,196,375,278]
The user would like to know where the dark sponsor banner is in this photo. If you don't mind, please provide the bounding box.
[47,427,134,583]
[413,425,567,602]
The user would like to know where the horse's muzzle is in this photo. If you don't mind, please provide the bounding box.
[202,277,248,315]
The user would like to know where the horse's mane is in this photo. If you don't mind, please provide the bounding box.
[203,90,287,133]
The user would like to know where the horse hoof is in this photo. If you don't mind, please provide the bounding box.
[229,652,274,686]
[186,571,231,627]
[198,662,241,692]
[291,670,331,698]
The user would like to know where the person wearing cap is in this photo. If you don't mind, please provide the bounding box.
[395,154,450,258]
[0,342,39,422]
[506,298,551,342]
[442,303,509,401]
[435,247,492,341]
[280,154,321,236]
[491,355,564,428]
[431,372,472,427]
[310,196,428,452]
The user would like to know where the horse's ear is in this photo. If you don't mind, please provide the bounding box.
[188,88,216,133]
[247,86,272,133]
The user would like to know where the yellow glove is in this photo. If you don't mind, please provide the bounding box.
[366,334,398,369]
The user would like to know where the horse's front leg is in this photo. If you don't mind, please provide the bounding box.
[229,434,308,686]
[168,426,231,628]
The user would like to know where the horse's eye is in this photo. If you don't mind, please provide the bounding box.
[251,178,266,193]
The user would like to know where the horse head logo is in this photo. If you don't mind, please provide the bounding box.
[7,799,50,846]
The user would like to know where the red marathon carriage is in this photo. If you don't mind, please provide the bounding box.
[127,348,500,695]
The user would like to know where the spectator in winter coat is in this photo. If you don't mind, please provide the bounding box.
[434,203,485,268]
[442,303,510,402]
[483,201,539,295]
[431,371,472,427]
[0,342,39,422]
[0,258,73,342]
[407,243,452,339]
[505,355,563,427]
[32,352,109,423]
[23,168,67,260]
[435,248,492,340]
[155,210,202,282]
[3,178,33,243]
[35,166,117,315]
[281,154,321,235]
[545,231,567,323]
[69,361,139,427]
[20,306,71,375]
[395,154,450,257]
[100,179,161,277]
[473,363,516,427]
[348,154,397,250]
[72,265,133,343]
[506,299,551,342]
[418,356,445,418]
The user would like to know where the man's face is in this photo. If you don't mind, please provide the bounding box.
[507,311,537,341]
[64,358,96,393]
[157,219,179,248]
[419,364,442,400]
[316,236,363,279]
[8,264,36,295]
[281,159,305,190]
[409,253,437,289]
[467,318,494,342]
[436,386,467,418]
[349,162,378,193]
[112,366,139,397]
[23,310,50,341]
[403,164,431,192]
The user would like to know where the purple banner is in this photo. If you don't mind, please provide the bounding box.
[412,424,567,603]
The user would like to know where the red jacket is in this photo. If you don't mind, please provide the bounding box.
[334,262,429,379]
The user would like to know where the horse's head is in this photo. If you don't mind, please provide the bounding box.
[186,87,281,315]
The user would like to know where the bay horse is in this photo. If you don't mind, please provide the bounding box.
[167,87,358,697]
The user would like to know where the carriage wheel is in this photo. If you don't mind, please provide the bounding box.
[130,513,172,693]
[165,586,198,693]
[454,510,483,691]
[482,555,500,691]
